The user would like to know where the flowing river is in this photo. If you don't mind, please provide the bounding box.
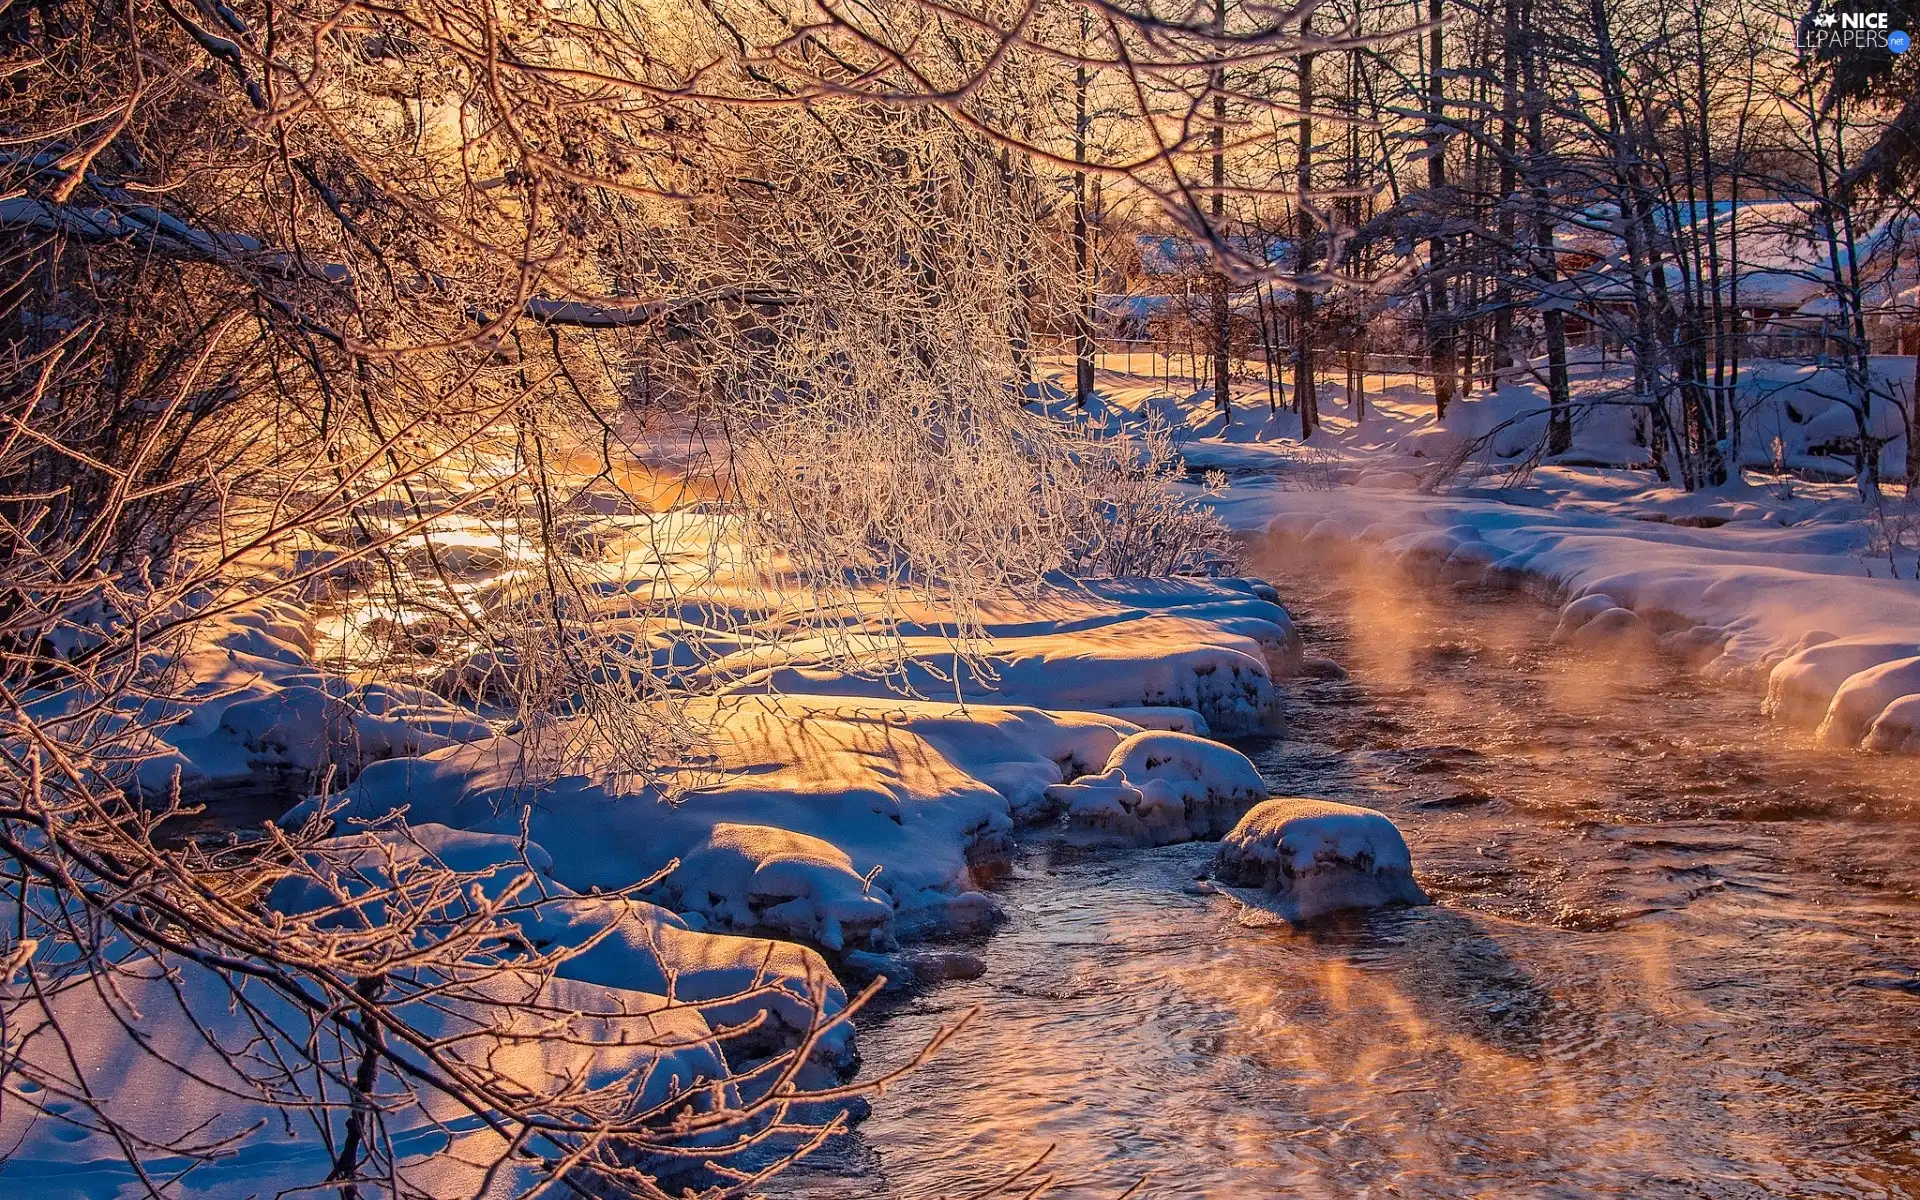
[769,544,1920,1199]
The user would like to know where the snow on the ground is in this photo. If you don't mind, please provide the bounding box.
[704,615,1280,736]
[1043,350,1916,483]
[43,592,501,798]
[267,822,856,1072]
[1207,798,1430,923]
[1038,354,1920,753]
[691,576,1296,737]
[22,421,1300,1193]
[0,928,728,1199]
[289,687,1274,943]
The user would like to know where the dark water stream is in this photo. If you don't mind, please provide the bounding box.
[771,546,1920,1199]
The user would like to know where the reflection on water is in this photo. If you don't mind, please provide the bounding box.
[771,550,1920,1199]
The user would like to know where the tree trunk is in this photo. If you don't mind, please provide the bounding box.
[1426,0,1456,419]
[1520,0,1571,453]
[1493,0,1519,386]
[1073,48,1094,407]
[1210,0,1231,422]
[1295,46,1318,439]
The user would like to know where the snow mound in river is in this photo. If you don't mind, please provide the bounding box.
[1047,767,1167,844]
[1765,636,1920,727]
[1864,694,1920,752]
[1209,798,1428,922]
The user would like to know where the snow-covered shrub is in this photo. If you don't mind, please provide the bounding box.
[1060,415,1238,578]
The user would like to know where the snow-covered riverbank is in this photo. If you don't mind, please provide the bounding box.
[6,552,1309,1193]
[19,352,1920,1193]
[1041,356,1920,752]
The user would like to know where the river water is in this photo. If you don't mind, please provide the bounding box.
[770,545,1920,1200]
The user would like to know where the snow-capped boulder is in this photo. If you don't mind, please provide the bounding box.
[1047,767,1151,843]
[1209,798,1428,922]
[1563,606,1649,650]
[1102,730,1269,837]
[1765,637,1920,727]
[660,823,894,952]
[1386,528,1464,568]
[1864,694,1920,753]
[1816,655,1920,748]
[1443,539,1501,583]
[1658,625,1729,666]
[1044,767,1187,845]
[1549,594,1624,646]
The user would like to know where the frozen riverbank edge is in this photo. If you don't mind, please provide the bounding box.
[1218,478,1920,752]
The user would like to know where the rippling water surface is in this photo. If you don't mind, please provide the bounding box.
[771,548,1920,1199]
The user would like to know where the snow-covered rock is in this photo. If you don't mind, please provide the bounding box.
[1658,624,1730,666]
[1816,655,1920,748]
[1549,593,1619,645]
[1864,694,1920,752]
[1209,798,1429,922]
[1563,606,1649,650]
[659,823,894,952]
[1766,637,1920,727]
[1046,767,1158,844]
[1102,730,1269,837]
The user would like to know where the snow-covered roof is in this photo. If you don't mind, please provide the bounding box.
[1570,205,1916,313]
[1135,233,1293,276]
